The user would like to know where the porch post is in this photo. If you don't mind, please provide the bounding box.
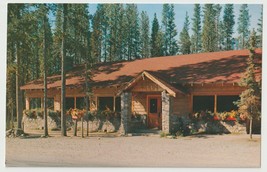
[120,92,132,135]
[54,94,61,111]
[25,96,30,110]
[161,90,173,134]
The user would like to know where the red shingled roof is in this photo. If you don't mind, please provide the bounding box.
[20,49,262,90]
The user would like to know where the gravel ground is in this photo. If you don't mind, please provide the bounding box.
[5,133,261,167]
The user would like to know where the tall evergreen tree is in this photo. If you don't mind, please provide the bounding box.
[41,4,49,137]
[223,4,235,50]
[150,13,163,57]
[91,4,104,63]
[125,4,140,60]
[162,4,178,56]
[257,5,263,47]
[53,4,63,72]
[191,4,202,53]
[237,4,250,49]
[214,4,222,51]
[202,4,217,52]
[235,29,261,139]
[106,4,125,61]
[61,4,67,136]
[140,11,150,58]
[7,4,27,134]
[179,12,191,54]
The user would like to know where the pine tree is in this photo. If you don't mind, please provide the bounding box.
[150,13,163,57]
[162,4,178,56]
[202,4,217,52]
[237,4,250,49]
[191,4,202,53]
[140,11,150,58]
[235,29,261,139]
[7,4,27,134]
[41,4,49,137]
[125,4,140,60]
[52,4,63,72]
[257,5,263,47]
[214,4,222,51]
[61,4,67,136]
[106,4,125,61]
[223,4,235,50]
[91,4,103,63]
[179,12,191,54]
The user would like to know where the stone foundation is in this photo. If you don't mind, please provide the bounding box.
[22,114,121,133]
[171,115,246,134]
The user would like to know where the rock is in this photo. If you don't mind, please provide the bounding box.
[6,129,13,137]
[14,128,24,137]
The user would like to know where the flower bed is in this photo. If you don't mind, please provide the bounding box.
[190,110,246,122]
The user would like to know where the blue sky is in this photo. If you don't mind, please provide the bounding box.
[87,4,262,38]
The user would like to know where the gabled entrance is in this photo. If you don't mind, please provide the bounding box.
[147,95,162,129]
[119,71,186,134]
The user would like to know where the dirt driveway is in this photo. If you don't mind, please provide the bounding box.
[5,133,260,167]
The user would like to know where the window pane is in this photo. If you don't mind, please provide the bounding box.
[47,98,54,109]
[98,97,114,111]
[115,97,121,112]
[149,98,158,113]
[217,96,239,112]
[66,97,74,110]
[193,96,214,112]
[76,97,89,110]
[30,98,41,109]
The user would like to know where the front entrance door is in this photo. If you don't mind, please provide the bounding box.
[148,96,162,129]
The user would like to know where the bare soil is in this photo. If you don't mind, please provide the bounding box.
[5,131,261,167]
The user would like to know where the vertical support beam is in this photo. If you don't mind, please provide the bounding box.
[214,95,217,114]
[161,90,173,134]
[41,98,44,109]
[190,94,193,113]
[54,94,61,111]
[113,96,116,111]
[25,97,30,110]
[74,96,77,109]
[120,92,132,135]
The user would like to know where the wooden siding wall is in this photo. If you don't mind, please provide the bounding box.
[173,93,191,116]
[131,76,164,92]
[132,92,147,115]
[188,83,244,95]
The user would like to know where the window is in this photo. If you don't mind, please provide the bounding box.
[193,96,214,112]
[47,98,54,109]
[115,97,121,112]
[30,98,41,109]
[66,97,74,110]
[149,98,158,113]
[217,95,239,112]
[76,97,85,109]
[98,97,114,111]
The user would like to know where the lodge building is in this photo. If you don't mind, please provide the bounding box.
[20,49,262,134]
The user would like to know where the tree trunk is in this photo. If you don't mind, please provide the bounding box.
[73,119,77,136]
[15,43,23,131]
[43,10,48,137]
[250,117,253,140]
[81,117,84,138]
[85,63,89,137]
[61,4,67,136]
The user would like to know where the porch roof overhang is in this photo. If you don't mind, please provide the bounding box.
[118,71,186,97]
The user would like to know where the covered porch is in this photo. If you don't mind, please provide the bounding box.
[119,71,185,134]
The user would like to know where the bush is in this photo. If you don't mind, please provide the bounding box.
[160,132,170,138]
